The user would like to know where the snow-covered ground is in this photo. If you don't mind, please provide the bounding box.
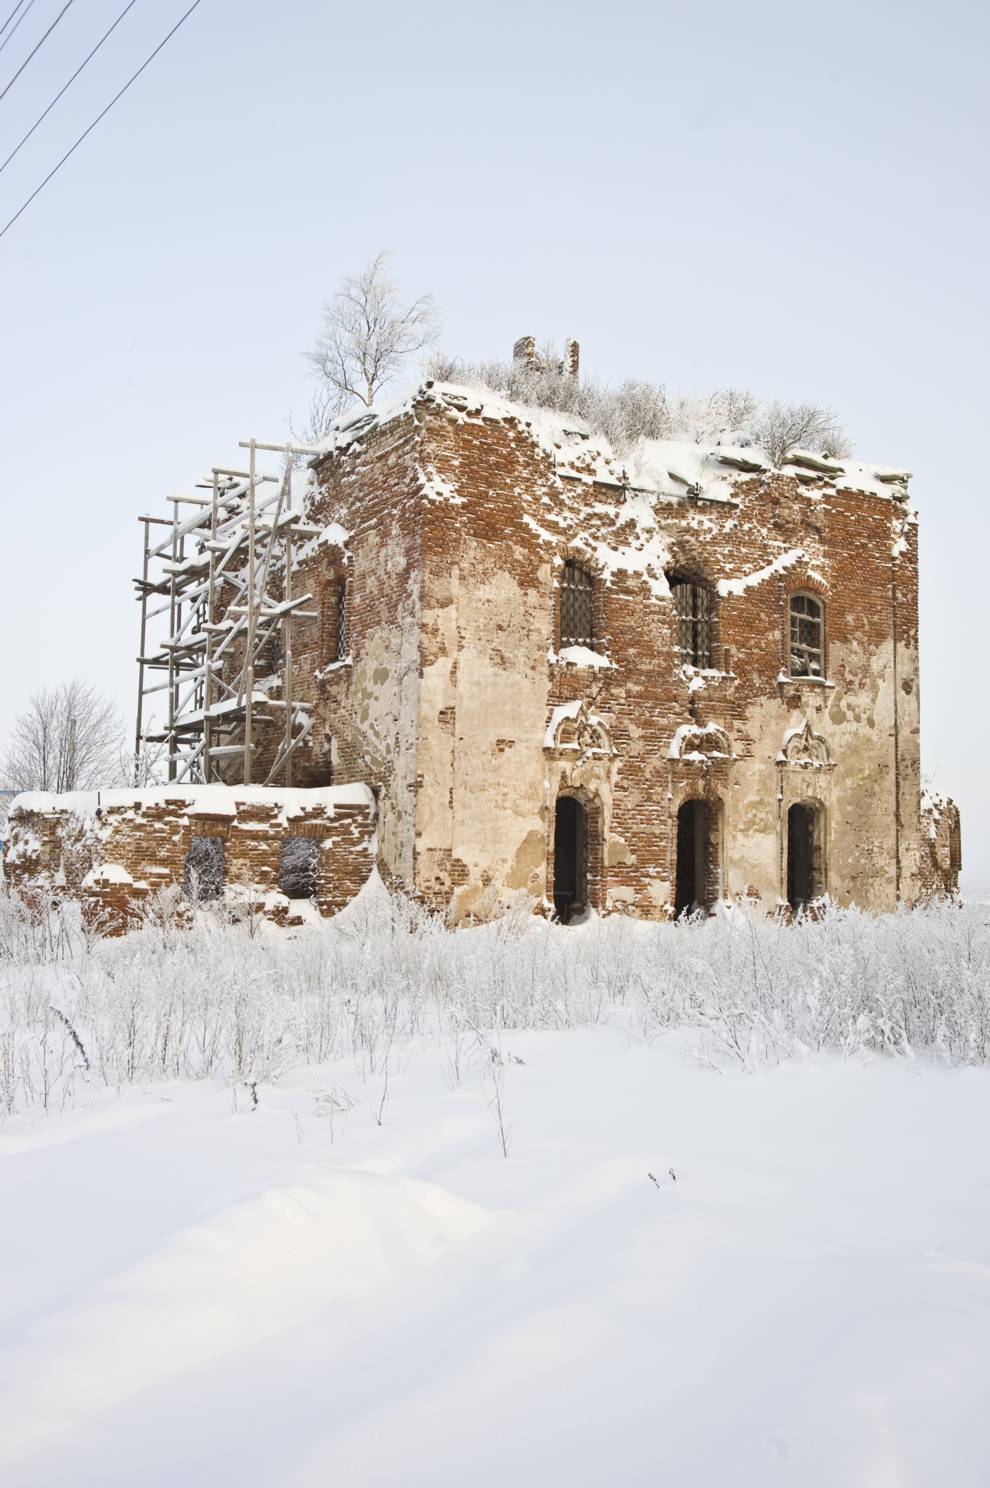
[2,892,989,1484]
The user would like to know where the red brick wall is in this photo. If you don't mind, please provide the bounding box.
[3,788,375,933]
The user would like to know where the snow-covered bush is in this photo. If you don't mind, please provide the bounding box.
[426,345,850,465]
[0,889,986,1116]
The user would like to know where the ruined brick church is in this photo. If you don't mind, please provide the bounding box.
[5,339,961,923]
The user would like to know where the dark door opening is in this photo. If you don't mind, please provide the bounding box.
[553,796,587,923]
[675,799,710,917]
[787,802,819,910]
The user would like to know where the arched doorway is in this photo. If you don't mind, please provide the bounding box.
[675,799,713,917]
[553,795,587,923]
[787,801,824,910]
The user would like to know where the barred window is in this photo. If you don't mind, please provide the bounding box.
[183,836,224,902]
[789,594,824,677]
[670,577,716,668]
[560,560,594,649]
[279,836,319,899]
[336,579,347,661]
[324,577,348,663]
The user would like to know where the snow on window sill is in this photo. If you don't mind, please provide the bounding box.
[549,645,616,670]
[777,673,835,690]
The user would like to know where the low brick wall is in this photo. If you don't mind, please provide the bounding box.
[2,785,377,933]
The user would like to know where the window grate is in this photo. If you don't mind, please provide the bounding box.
[324,577,347,663]
[336,579,347,661]
[184,836,225,902]
[789,594,824,677]
[560,561,594,649]
[279,836,319,899]
[671,580,715,668]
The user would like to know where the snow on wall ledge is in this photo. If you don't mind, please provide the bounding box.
[4,785,378,935]
[9,783,375,821]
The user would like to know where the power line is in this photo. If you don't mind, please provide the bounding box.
[0,0,38,56]
[0,0,140,178]
[0,0,203,244]
[0,1,28,39]
[0,0,76,104]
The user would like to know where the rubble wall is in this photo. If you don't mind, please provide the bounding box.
[920,791,962,898]
[3,786,376,933]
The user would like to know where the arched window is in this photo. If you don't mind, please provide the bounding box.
[552,795,587,923]
[560,560,594,649]
[787,801,825,909]
[789,593,824,678]
[674,797,722,916]
[668,574,716,668]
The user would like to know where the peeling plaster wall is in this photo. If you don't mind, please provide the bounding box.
[294,413,425,887]
[415,407,560,917]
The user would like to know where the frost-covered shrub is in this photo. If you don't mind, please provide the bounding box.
[426,346,850,465]
[0,889,986,1116]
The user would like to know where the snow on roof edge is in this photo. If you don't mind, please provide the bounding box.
[310,380,911,503]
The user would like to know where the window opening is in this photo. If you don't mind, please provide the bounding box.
[336,579,347,661]
[279,836,319,899]
[560,561,594,649]
[553,795,587,923]
[787,802,823,909]
[324,577,347,664]
[184,835,225,901]
[670,578,716,667]
[675,800,711,916]
[789,594,824,678]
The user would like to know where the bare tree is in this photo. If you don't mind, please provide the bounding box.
[290,384,341,449]
[305,252,439,419]
[2,681,123,793]
[754,401,851,465]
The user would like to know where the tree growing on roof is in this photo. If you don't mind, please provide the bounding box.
[302,252,440,437]
[2,681,123,793]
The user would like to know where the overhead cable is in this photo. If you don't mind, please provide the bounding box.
[0,0,203,243]
[0,0,140,178]
[0,0,38,57]
[0,0,77,104]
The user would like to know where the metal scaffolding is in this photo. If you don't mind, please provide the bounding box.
[133,439,323,786]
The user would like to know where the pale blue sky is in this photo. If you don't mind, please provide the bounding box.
[1,0,987,885]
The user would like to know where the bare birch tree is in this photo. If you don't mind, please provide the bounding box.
[2,681,123,793]
[305,252,439,420]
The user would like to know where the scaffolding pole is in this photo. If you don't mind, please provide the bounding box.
[134,437,322,788]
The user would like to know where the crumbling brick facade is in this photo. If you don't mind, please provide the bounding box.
[260,375,954,919]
